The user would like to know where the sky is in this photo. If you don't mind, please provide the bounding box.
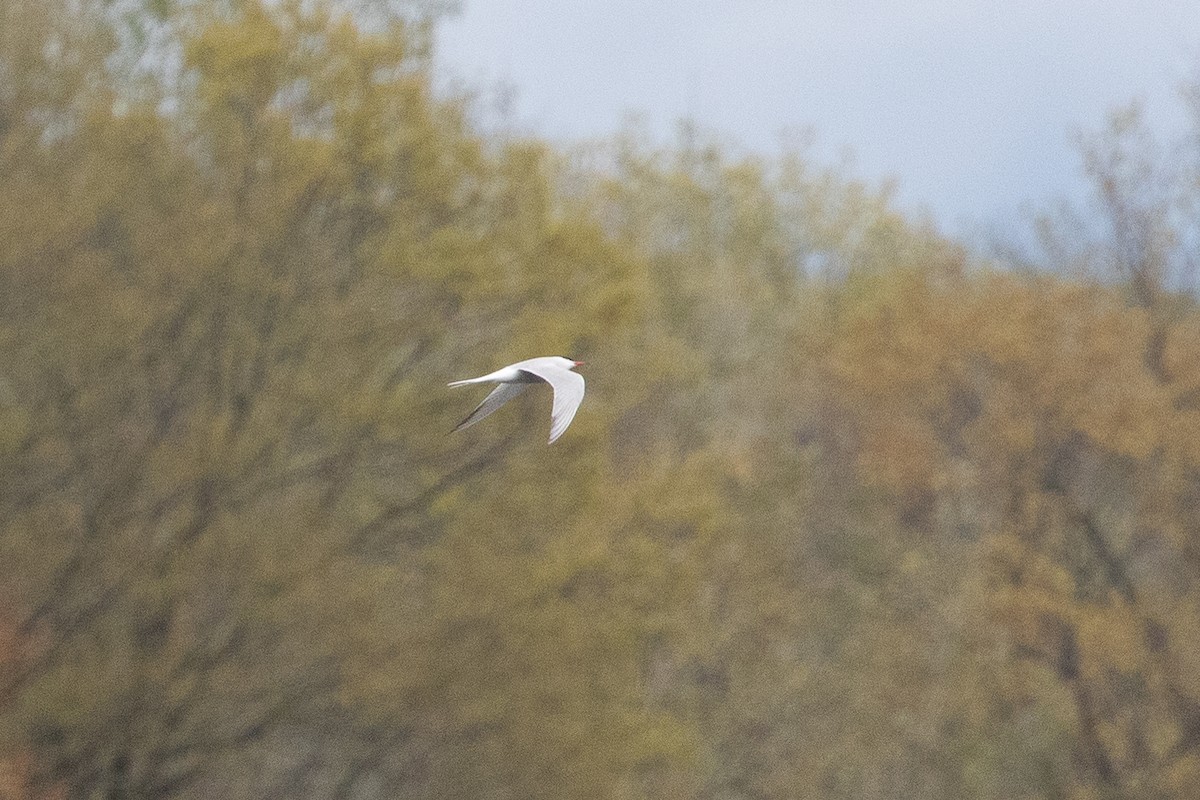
[433,1,1200,236]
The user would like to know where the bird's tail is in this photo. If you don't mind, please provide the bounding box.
[447,378,478,387]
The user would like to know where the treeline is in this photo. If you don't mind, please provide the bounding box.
[2,1,1200,798]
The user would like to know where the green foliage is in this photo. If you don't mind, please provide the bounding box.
[4,1,1200,799]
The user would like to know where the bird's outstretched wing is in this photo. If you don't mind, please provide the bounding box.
[452,382,529,433]
[518,363,586,444]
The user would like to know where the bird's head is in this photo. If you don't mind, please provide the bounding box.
[554,356,584,371]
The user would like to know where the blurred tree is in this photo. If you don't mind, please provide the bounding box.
[7,0,1200,798]
[0,0,672,797]
[822,265,1200,797]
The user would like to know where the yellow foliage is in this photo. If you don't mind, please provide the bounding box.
[1076,606,1145,675]
[5,1,1200,798]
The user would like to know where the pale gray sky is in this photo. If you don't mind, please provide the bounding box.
[435,1,1200,233]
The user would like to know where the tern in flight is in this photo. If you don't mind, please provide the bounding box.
[448,356,585,444]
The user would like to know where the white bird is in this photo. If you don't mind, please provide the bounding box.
[448,356,586,444]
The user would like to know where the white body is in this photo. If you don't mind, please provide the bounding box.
[448,356,585,444]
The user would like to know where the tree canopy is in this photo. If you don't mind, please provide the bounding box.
[3,1,1200,798]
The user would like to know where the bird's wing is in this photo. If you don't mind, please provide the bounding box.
[452,382,528,433]
[518,363,586,444]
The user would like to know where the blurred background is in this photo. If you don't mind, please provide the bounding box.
[3,1,1200,798]
[435,0,1200,234]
